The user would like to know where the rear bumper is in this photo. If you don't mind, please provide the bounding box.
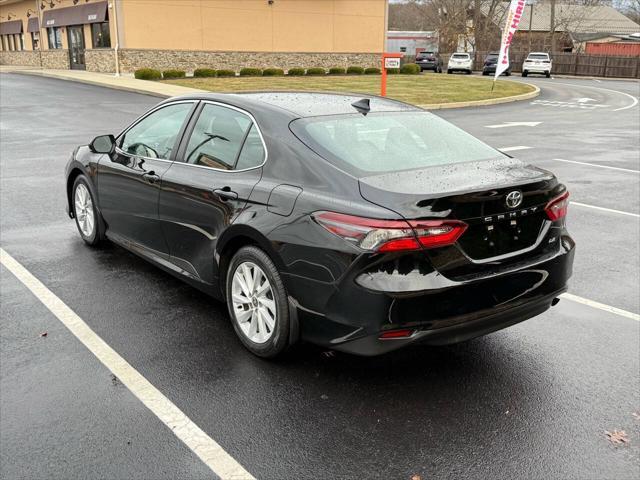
[290,234,575,356]
[329,289,564,356]
[417,62,437,70]
[523,65,550,73]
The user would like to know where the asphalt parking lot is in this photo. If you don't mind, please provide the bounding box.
[1,73,639,479]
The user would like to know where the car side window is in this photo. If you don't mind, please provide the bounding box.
[236,124,266,170]
[184,104,253,170]
[120,103,193,160]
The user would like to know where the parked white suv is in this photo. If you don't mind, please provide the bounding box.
[447,53,473,74]
[522,52,552,77]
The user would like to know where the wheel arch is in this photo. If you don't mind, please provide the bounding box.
[217,224,300,346]
[66,163,95,219]
[216,224,287,299]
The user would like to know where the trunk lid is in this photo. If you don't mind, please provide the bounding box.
[359,158,561,273]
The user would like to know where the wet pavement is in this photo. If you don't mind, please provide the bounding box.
[1,73,639,479]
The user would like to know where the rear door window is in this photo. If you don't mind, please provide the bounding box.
[184,104,252,170]
[183,103,265,170]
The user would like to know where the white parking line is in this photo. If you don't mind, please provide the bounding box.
[552,158,640,174]
[0,248,255,480]
[571,202,640,218]
[498,146,532,152]
[561,293,640,322]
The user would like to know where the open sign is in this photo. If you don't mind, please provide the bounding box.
[384,58,400,69]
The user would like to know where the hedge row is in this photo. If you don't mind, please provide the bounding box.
[135,64,420,80]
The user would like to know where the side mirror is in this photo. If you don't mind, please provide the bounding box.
[89,134,116,154]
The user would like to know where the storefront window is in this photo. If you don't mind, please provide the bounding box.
[17,33,25,51]
[8,34,14,51]
[91,22,110,48]
[0,35,5,52]
[31,31,40,50]
[47,27,63,49]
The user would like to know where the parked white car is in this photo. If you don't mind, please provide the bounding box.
[447,53,473,74]
[522,52,552,78]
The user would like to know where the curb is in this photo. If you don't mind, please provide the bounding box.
[418,83,540,110]
[11,68,539,108]
[13,69,204,98]
[552,74,640,83]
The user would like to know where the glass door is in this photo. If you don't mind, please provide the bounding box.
[67,25,86,70]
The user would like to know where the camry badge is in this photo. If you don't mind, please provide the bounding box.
[505,190,523,209]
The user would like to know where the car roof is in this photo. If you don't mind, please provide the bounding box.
[166,91,421,118]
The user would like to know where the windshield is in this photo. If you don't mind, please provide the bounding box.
[527,54,549,60]
[452,53,469,59]
[291,112,505,176]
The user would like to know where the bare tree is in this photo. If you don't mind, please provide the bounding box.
[616,0,640,23]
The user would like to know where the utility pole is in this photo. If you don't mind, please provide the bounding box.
[527,0,534,51]
[550,0,556,52]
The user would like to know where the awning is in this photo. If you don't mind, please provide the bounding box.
[42,1,108,28]
[0,20,23,35]
[27,17,39,33]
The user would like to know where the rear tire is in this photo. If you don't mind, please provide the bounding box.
[72,175,104,246]
[546,71,551,78]
[447,69,452,74]
[505,71,511,76]
[522,70,528,77]
[226,246,290,358]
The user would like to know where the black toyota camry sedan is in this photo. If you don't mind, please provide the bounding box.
[65,92,575,357]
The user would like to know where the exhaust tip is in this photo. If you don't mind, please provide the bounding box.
[551,297,561,306]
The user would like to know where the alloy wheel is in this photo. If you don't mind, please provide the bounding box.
[231,261,277,344]
[74,183,95,237]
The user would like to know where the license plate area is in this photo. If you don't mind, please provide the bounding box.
[458,212,546,260]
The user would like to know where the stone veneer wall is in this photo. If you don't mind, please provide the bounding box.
[85,49,116,73]
[117,50,381,73]
[0,50,42,67]
[2,48,381,74]
[40,50,70,69]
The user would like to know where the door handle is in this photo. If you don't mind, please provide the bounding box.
[213,188,238,201]
[142,172,160,184]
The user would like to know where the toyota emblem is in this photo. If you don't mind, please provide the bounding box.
[505,190,523,209]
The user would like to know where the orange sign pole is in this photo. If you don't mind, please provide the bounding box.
[380,52,403,97]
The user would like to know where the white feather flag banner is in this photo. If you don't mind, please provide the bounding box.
[495,0,526,81]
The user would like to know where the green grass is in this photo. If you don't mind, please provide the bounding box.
[163,74,534,106]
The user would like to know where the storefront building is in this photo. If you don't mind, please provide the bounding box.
[0,0,387,73]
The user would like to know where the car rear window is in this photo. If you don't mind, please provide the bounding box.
[527,54,549,60]
[290,112,505,175]
[452,53,469,59]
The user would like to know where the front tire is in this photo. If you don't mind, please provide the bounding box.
[72,175,104,246]
[546,71,551,78]
[226,246,290,358]
[522,70,528,77]
[447,69,452,74]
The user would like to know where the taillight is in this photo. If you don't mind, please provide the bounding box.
[379,329,414,340]
[312,211,467,252]
[545,191,569,221]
